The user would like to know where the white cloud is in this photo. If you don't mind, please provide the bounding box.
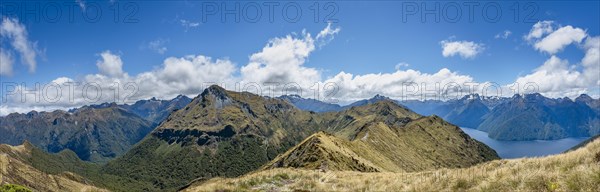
[581,36,600,86]
[0,49,14,76]
[96,51,124,77]
[524,21,554,41]
[323,68,478,101]
[534,26,587,54]
[513,56,585,98]
[512,22,597,97]
[146,39,169,54]
[180,19,200,31]
[395,62,409,70]
[0,17,38,74]
[240,24,340,88]
[495,30,512,39]
[1,51,237,115]
[440,39,484,59]
[512,34,599,98]
[316,22,341,47]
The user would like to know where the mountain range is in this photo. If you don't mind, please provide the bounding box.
[283,93,600,141]
[0,95,191,162]
[0,85,498,191]
[1,85,598,191]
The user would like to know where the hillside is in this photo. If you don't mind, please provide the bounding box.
[182,136,600,191]
[0,142,107,192]
[264,101,499,172]
[0,105,154,162]
[101,85,324,191]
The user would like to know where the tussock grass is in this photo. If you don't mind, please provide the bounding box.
[183,138,600,192]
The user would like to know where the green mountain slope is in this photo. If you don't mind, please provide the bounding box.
[102,85,324,191]
[265,101,499,172]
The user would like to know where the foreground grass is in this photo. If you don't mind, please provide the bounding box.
[184,138,600,191]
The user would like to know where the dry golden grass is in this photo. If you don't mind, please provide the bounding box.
[183,138,600,192]
[0,144,108,192]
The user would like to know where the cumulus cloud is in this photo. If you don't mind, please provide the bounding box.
[0,17,38,74]
[513,22,598,98]
[513,56,585,98]
[524,21,554,41]
[1,51,237,115]
[96,51,124,77]
[581,36,600,86]
[495,30,512,39]
[240,24,340,89]
[524,21,588,54]
[440,39,484,59]
[534,26,587,54]
[323,68,478,101]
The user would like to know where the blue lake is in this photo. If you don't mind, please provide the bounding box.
[460,127,590,159]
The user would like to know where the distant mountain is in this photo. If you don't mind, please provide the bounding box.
[278,94,342,112]
[0,105,154,162]
[121,95,192,124]
[264,100,499,172]
[243,93,599,141]
[479,93,600,140]
[399,94,504,128]
[0,142,107,191]
[575,94,600,114]
[343,94,391,109]
[71,95,192,124]
[442,94,491,128]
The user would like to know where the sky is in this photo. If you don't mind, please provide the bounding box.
[0,0,599,115]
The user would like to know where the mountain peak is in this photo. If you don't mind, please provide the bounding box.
[173,94,190,101]
[372,94,389,100]
[576,94,593,101]
[202,85,228,97]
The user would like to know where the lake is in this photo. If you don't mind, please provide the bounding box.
[460,127,590,159]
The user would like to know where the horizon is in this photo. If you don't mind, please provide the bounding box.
[2,84,598,116]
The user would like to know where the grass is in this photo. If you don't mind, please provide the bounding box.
[183,137,600,191]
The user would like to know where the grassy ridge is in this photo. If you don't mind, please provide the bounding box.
[184,137,600,191]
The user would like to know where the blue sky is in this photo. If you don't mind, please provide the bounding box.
[0,1,599,113]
